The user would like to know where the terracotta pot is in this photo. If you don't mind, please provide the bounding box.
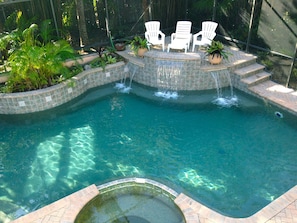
[137,48,148,57]
[115,43,126,51]
[208,53,223,65]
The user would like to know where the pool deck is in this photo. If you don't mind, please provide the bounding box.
[10,185,297,223]
[9,45,297,223]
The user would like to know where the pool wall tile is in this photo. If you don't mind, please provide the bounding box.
[1,50,296,118]
[0,62,126,114]
[129,53,231,91]
[0,54,233,113]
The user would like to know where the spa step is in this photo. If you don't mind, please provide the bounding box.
[234,63,265,79]
[241,71,271,87]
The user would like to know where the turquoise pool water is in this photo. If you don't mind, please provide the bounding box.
[0,84,297,219]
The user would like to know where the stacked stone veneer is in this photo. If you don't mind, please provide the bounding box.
[0,62,126,114]
[128,50,232,91]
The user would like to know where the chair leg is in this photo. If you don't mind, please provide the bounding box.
[167,45,170,53]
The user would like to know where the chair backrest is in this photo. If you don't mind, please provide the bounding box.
[202,21,218,33]
[200,21,218,44]
[201,31,216,45]
[175,21,192,39]
[145,21,161,40]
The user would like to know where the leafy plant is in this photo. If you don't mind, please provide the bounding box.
[90,53,118,70]
[256,51,274,70]
[206,40,231,60]
[130,36,148,55]
[0,11,28,58]
[4,22,75,93]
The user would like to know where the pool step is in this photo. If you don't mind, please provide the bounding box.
[241,71,271,87]
[234,63,271,88]
[234,63,265,79]
[230,54,257,70]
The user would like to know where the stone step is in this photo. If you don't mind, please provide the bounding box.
[230,55,257,70]
[234,63,265,79]
[241,71,271,87]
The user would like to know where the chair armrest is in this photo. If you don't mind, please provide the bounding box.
[171,33,176,42]
[193,31,203,40]
[158,31,165,40]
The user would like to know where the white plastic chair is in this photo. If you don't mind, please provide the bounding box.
[145,21,165,51]
[167,21,192,53]
[192,21,218,52]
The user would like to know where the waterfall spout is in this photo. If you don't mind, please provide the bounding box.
[115,66,138,93]
[154,60,183,99]
[211,70,238,107]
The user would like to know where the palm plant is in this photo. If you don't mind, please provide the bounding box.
[206,40,231,60]
[130,36,148,55]
[5,21,75,92]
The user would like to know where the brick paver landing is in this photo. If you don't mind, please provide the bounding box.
[11,185,98,223]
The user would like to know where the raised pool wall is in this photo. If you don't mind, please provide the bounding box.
[128,50,235,91]
[0,62,126,114]
[0,51,251,114]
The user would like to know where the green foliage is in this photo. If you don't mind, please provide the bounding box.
[130,36,148,55]
[69,65,84,77]
[2,21,75,93]
[90,52,120,70]
[0,11,35,57]
[39,20,57,44]
[5,39,75,92]
[192,0,213,14]
[206,40,231,60]
[256,51,274,70]
[293,67,297,77]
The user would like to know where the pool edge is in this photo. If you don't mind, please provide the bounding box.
[9,179,297,223]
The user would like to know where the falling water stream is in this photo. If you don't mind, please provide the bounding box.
[211,70,238,107]
[154,60,183,99]
[115,66,138,93]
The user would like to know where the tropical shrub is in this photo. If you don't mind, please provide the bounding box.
[0,11,34,59]
[6,40,75,92]
[2,21,75,93]
[89,48,121,70]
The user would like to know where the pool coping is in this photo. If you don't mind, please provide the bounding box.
[175,185,297,223]
[10,178,297,223]
[10,184,99,223]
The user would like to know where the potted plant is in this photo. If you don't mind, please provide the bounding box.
[130,36,148,57]
[114,42,126,51]
[206,40,231,65]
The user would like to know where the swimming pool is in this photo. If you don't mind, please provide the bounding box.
[0,83,296,220]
